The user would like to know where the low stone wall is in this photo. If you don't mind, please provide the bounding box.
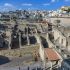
[0,45,39,58]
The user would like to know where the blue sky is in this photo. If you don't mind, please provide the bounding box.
[0,0,70,11]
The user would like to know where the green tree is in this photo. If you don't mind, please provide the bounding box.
[67,8,70,13]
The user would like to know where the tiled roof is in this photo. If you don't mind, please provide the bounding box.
[44,48,60,61]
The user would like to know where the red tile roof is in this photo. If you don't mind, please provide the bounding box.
[44,48,60,61]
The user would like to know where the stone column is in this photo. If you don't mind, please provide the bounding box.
[35,28,38,34]
[50,61,52,70]
[9,31,11,50]
[27,27,30,45]
[27,35,30,45]
[19,33,22,48]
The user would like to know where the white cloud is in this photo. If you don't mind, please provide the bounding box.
[65,0,70,2]
[43,3,50,6]
[0,3,16,12]
[43,0,58,6]
[51,0,58,3]
[22,3,32,6]
[4,3,13,7]
[51,0,56,3]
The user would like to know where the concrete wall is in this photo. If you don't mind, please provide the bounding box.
[67,45,70,51]
[53,28,66,47]
[50,17,70,27]
[35,34,45,61]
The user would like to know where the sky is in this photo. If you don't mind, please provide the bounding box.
[0,0,70,11]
